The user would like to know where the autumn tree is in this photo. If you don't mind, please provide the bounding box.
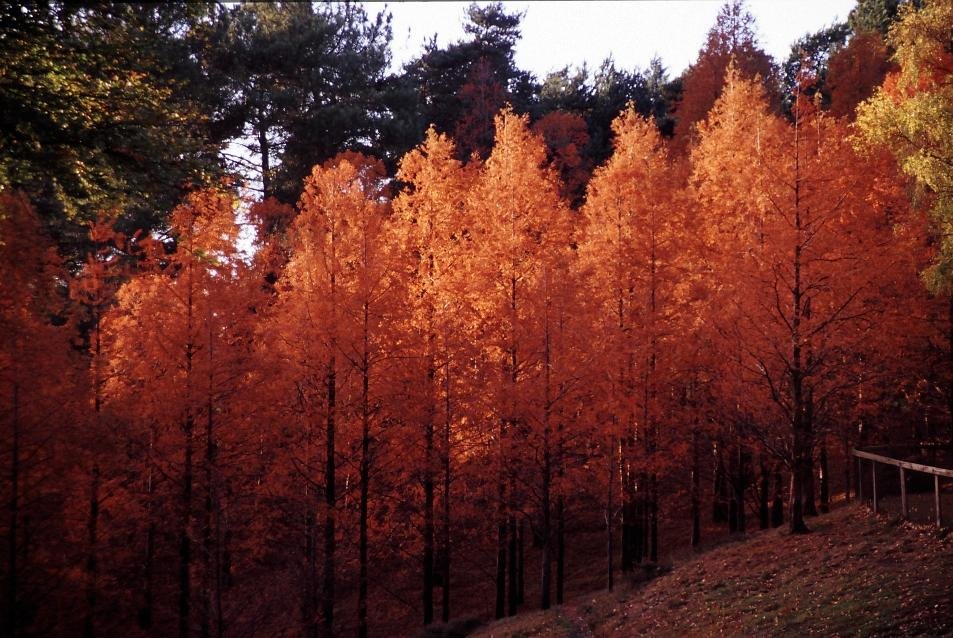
[581,106,688,568]
[673,0,777,152]
[103,188,242,636]
[693,66,911,532]
[392,128,474,624]
[270,152,393,637]
[855,0,953,438]
[0,192,77,635]
[467,107,569,616]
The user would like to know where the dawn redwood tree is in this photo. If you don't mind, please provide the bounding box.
[392,128,473,625]
[693,66,910,533]
[468,107,568,618]
[673,0,777,153]
[103,189,240,636]
[0,192,76,636]
[581,106,687,568]
[273,153,391,637]
[69,217,131,638]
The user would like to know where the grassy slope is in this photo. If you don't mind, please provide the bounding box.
[471,504,953,637]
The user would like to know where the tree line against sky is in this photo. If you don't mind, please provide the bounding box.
[2,0,952,636]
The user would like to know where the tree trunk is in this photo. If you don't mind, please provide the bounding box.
[691,427,701,548]
[803,395,818,517]
[358,337,370,638]
[323,355,336,636]
[495,419,506,620]
[178,414,194,638]
[201,391,215,638]
[139,428,157,631]
[713,442,728,523]
[258,119,271,200]
[507,513,518,616]
[733,446,747,534]
[84,319,103,638]
[441,359,452,623]
[606,436,614,591]
[517,519,525,606]
[556,417,565,605]
[819,437,830,514]
[303,499,317,638]
[948,294,953,444]
[649,476,658,563]
[83,464,100,638]
[7,383,19,638]
[423,352,435,626]
[540,306,552,610]
[789,101,809,535]
[771,471,784,528]
[759,456,770,530]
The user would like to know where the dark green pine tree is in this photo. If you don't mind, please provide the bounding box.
[211,2,395,204]
[404,2,537,160]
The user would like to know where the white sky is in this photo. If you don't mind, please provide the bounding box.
[372,1,858,78]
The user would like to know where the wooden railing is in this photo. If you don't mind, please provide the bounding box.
[853,445,953,527]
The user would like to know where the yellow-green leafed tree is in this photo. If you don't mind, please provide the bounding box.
[855,0,953,290]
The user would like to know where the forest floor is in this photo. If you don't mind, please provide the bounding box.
[465,503,953,637]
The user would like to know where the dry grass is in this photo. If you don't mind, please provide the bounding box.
[471,503,953,637]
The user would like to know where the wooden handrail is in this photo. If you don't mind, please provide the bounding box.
[852,448,953,479]
[854,446,950,527]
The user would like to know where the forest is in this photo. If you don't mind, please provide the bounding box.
[2,0,953,636]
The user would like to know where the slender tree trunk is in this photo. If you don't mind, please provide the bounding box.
[7,383,19,638]
[303,497,317,638]
[649,476,658,563]
[441,359,452,623]
[844,433,853,502]
[948,294,953,444]
[803,395,818,517]
[139,428,157,630]
[517,520,525,605]
[771,471,784,528]
[358,336,370,638]
[303,393,318,638]
[691,427,701,548]
[555,420,565,605]
[83,464,100,638]
[258,119,271,200]
[179,415,195,638]
[323,353,336,636]
[180,261,196,638]
[789,97,809,535]
[731,446,748,534]
[606,436,614,592]
[495,419,506,620]
[713,442,728,523]
[540,300,552,610]
[728,447,739,534]
[84,320,103,638]
[634,476,644,564]
[507,512,518,616]
[214,509,224,638]
[819,436,830,514]
[423,353,435,626]
[759,456,770,530]
[201,338,216,638]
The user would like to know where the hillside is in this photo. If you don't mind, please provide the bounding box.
[471,504,953,637]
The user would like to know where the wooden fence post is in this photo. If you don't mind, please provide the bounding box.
[857,458,863,501]
[900,467,908,519]
[936,475,943,528]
